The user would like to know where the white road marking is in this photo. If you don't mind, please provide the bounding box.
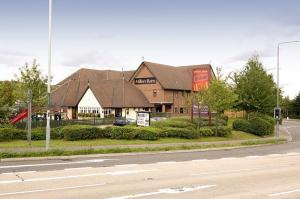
[0,159,115,169]
[0,170,154,184]
[191,159,208,162]
[286,152,300,156]
[266,154,282,157]
[115,164,139,167]
[106,184,216,199]
[64,167,92,171]
[245,155,260,158]
[156,161,178,164]
[17,171,37,174]
[192,168,254,176]
[269,189,300,197]
[105,170,154,176]
[0,183,106,197]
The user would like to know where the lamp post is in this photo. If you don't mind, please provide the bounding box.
[276,40,300,137]
[46,0,53,150]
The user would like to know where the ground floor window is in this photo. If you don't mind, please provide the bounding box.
[79,107,100,114]
[180,107,184,113]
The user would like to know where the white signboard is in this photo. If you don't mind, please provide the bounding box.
[136,111,150,126]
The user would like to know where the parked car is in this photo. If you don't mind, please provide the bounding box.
[113,118,129,126]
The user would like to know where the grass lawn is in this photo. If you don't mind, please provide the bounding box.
[0,130,259,149]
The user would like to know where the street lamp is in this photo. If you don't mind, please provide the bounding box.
[46,0,53,150]
[276,40,300,137]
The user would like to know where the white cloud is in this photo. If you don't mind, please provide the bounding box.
[61,50,127,70]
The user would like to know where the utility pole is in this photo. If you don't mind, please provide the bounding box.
[27,89,32,146]
[122,67,126,120]
[276,41,300,137]
[46,0,53,150]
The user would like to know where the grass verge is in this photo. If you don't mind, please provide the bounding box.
[0,138,286,159]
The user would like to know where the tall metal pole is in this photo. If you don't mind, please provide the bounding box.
[276,44,280,137]
[46,0,52,150]
[276,41,300,137]
[27,89,32,146]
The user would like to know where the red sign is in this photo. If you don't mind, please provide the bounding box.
[193,69,209,91]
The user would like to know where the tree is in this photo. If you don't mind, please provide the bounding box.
[233,56,277,115]
[15,59,47,109]
[0,81,16,123]
[201,68,237,130]
[202,68,237,114]
[293,92,300,117]
[281,96,293,118]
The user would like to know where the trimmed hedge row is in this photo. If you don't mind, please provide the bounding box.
[0,127,64,142]
[0,117,232,142]
[233,116,274,136]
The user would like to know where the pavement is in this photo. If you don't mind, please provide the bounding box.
[0,120,299,198]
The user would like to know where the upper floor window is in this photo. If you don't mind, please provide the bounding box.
[153,89,157,97]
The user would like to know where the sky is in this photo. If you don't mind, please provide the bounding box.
[0,0,299,98]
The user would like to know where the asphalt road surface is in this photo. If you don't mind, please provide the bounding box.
[0,120,299,199]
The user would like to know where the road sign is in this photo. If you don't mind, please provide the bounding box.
[136,111,150,127]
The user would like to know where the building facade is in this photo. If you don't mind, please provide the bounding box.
[51,61,215,119]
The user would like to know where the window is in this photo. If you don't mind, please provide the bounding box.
[182,91,185,97]
[126,108,129,115]
[180,108,184,114]
[174,91,178,98]
[153,89,157,97]
[174,107,178,113]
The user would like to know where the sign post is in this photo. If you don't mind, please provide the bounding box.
[136,111,150,127]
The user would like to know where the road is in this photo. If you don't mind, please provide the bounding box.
[0,120,299,199]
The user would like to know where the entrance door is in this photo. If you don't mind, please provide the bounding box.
[115,108,122,117]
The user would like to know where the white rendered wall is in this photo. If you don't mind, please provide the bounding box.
[78,88,103,117]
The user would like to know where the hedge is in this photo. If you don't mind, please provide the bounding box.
[62,125,105,141]
[232,117,274,136]
[0,128,26,141]
[161,127,200,139]
[249,117,273,136]
[152,120,195,129]
[209,126,232,137]
[198,127,214,137]
[233,119,252,132]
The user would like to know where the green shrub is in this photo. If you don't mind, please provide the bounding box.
[152,120,195,129]
[134,127,159,140]
[249,113,275,126]
[31,127,64,140]
[62,125,104,141]
[198,127,214,137]
[161,127,200,139]
[0,128,26,141]
[209,126,232,137]
[107,126,137,140]
[233,119,251,132]
[193,118,227,127]
[249,117,273,136]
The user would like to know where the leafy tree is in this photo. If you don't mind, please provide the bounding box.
[201,68,237,129]
[15,59,47,109]
[293,92,300,117]
[233,56,277,115]
[281,96,293,118]
[0,81,16,123]
[202,68,237,114]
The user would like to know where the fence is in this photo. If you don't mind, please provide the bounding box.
[15,118,115,129]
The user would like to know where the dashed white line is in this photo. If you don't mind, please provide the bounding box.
[64,167,92,171]
[269,189,300,197]
[0,170,155,184]
[0,183,106,197]
[106,184,216,199]
[0,159,115,169]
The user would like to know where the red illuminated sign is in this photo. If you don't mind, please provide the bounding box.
[192,69,209,91]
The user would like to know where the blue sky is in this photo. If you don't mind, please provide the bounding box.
[0,0,299,97]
